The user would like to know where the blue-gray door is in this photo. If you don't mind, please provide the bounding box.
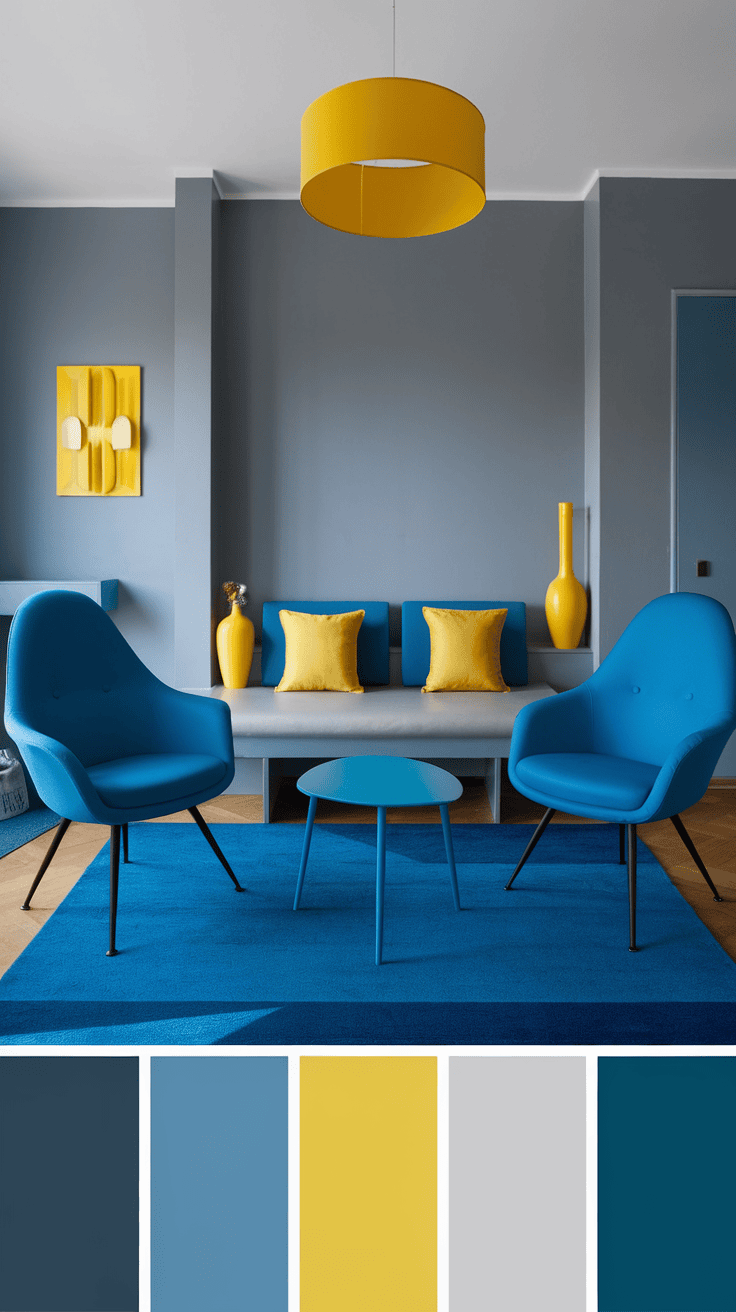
[676,292,736,776]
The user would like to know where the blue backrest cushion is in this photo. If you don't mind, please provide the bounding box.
[587,592,736,765]
[401,601,528,687]
[5,590,164,765]
[261,602,390,686]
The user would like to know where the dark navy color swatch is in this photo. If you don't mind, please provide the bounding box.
[151,1056,288,1312]
[0,1055,139,1312]
[598,1057,736,1311]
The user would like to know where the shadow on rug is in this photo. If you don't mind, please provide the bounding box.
[0,1000,735,1046]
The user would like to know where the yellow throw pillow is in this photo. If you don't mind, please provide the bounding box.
[422,607,510,692]
[275,609,365,692]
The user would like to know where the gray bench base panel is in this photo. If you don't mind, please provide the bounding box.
[229,743,507,824]
[207,682,556,824]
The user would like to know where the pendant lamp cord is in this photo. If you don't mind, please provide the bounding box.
[392,0,395,76]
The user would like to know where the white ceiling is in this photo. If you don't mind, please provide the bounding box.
[1,0,735,206]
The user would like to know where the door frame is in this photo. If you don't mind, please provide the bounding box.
[670,289,736,592]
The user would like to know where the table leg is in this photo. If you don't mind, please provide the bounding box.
[293,795,318,910]
[376,805,387,965]
[440,803,461,910]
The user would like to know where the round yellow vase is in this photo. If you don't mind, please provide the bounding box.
[545,501,587,649]
[216,602,255,689]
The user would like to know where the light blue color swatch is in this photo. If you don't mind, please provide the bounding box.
[151,1056,288,1312]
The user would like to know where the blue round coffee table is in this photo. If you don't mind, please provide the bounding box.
[293,755,463,964]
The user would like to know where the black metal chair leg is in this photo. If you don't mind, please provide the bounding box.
[627,823,638,951]
[505,808,556,889]
[188,806,244,891]
[670,813,723,901]
[122,823,129,863]
[20,818,72,909]
[107,825,120,957]
[619,824,626,864]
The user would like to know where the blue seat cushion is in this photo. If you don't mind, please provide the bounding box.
[86,754,228,810]
[514,752,661,813]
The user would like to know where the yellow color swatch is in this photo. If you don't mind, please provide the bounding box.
[57,365,140,496]
[301,1056,437,1312]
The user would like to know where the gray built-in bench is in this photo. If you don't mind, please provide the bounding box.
[204,600,559,823]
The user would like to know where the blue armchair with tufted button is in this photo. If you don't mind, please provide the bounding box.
[507,592,736,950]
[4,590,243,956]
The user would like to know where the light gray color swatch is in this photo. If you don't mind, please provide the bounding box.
[450,1055,586,1312]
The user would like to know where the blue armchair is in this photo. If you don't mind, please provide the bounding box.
[4,590,243,956]
[507,593,736,950]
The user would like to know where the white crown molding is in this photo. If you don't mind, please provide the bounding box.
[0,197,174,208]
[594,166,736,179]
[221,191,301,200]
[173,168,226,200]
[3,169,736,209]
[484,191,582,202]
[582,166,736,199]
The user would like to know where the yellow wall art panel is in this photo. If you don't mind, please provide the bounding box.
[57,365,140,496]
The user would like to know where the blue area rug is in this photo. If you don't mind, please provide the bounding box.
[1,822,735,1045]
[0,806,59,857]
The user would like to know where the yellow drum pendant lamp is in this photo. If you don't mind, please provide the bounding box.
[301,77,485,238]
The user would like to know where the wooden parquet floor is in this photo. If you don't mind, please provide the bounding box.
[1,777,735,980]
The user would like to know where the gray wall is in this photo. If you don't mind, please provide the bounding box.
[216,200,585,644]
[583,179,600,661]
[173,178,221,688]
[7,184,733,705]
[0,207,176,681]
[596,178,736,658]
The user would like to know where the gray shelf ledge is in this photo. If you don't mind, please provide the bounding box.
[527,642,594,690]
[0,580,118,614]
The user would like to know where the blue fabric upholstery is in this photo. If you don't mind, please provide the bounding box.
[401,601,528,687]
[86,754,228,810]
[4,591,235,825]
[515,753,661,813]
[509,593,736,824]
[261,601,390,686]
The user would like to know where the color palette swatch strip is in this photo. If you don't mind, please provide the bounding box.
[301,1055,437,1312]
[0,1055,734,1312]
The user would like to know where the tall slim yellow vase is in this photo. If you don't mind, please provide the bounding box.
[545,502,587,649]
[216,582,255,688]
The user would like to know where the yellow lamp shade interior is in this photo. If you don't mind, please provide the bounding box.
[301,77,485,238]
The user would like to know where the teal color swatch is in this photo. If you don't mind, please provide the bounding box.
[598,1057,736,1311]
[151,1056,288,1311]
